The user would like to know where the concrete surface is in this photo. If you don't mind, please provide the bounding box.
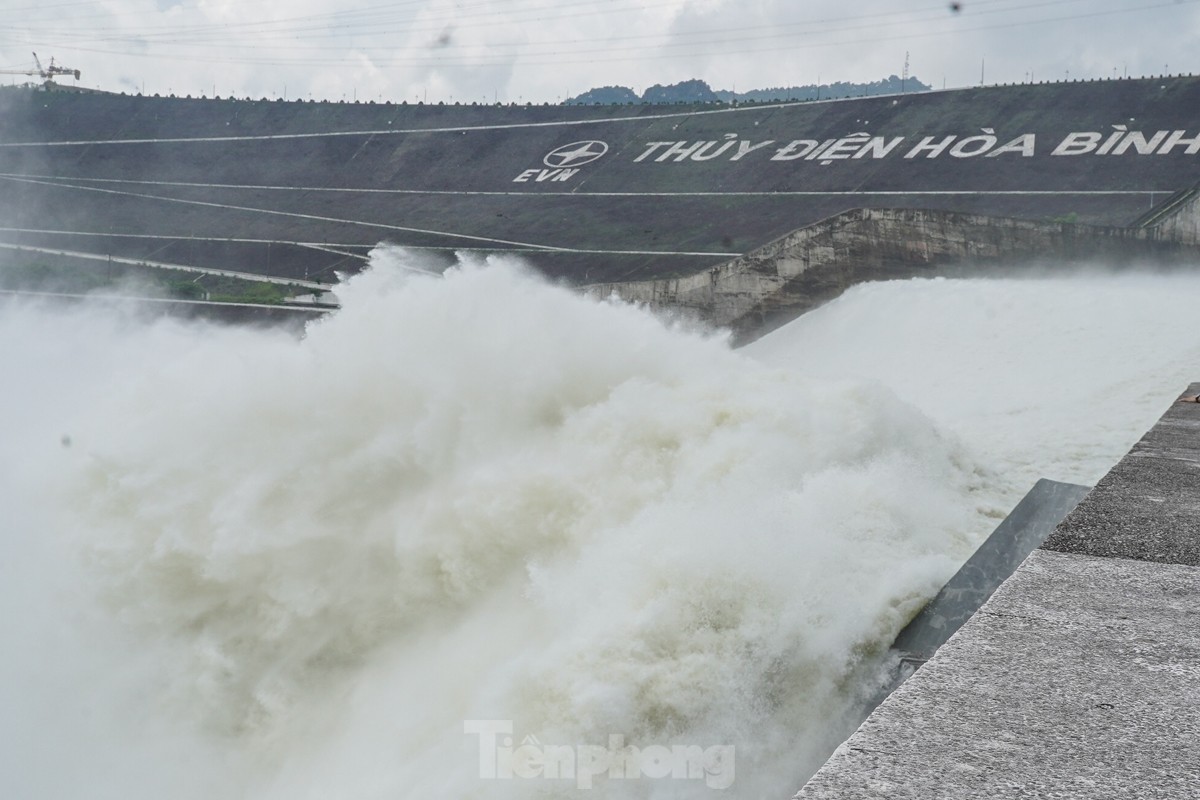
[1044,382,1200,565]
[592,208,1200,339]
[4,76,1200,288]
[794,387,1200,799]
[892,478,1092,664]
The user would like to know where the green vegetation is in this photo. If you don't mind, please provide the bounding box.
[565,85,641,105]
[0,260,309,305]
[564,75,933,105]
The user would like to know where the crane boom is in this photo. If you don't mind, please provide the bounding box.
[0,52,81,84]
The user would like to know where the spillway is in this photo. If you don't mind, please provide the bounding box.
[3,76,1200,299]
[2,258,1199,798]
[3,70,1200,799]
[797,384,1200,799]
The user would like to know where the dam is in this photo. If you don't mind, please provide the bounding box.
[1,76,1199,798]
[796,387,1200,798]
[3,75,1200,332]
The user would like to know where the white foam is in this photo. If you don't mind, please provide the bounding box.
[744,272,1200,489]
[4,254,1189,798]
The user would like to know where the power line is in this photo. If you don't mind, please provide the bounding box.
[14,0,1107,53]
[8,0,1169,55]
[14,0,1193,71]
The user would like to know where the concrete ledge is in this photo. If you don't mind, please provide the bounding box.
[592,210,1200,342]
[795,550,1200,799]
[1044,382,1200,565]
[794,385,1200,799]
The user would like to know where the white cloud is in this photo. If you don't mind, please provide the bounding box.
[1,0,1197,101]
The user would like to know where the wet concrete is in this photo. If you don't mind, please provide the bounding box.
[1044,383,1200,565]
[794,384,1200,799]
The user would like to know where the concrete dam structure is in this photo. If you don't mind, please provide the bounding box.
[3,77,1199,798]
[2,76,1200,331]
[797,388,1200,799]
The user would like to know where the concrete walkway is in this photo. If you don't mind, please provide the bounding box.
[795,383,1200,799]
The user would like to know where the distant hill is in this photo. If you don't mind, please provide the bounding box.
[564,85,641,105]
[564,76,931,105]
[642,79,721,104]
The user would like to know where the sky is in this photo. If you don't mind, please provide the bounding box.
[1,0,1199,103]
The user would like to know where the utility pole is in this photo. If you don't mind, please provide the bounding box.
[902,51,910,93]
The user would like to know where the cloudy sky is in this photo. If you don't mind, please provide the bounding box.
[2,0,1198,103]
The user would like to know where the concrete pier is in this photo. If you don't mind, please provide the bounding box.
[795,383,1200,799]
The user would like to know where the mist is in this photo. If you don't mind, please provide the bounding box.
[2,251,1197,798]
[745,270,1200,488]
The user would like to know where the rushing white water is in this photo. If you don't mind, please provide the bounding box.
[1,252,1196,799]
[744,271,1200,490]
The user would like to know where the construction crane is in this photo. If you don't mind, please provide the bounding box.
[0,52,81,87]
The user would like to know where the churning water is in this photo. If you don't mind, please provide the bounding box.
[2,250,1198,799]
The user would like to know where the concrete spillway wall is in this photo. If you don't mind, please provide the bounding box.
[591,207,1200,340]
[794,385,1200,799]
[3,76,1200,290]
[1140,182,1200,244]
